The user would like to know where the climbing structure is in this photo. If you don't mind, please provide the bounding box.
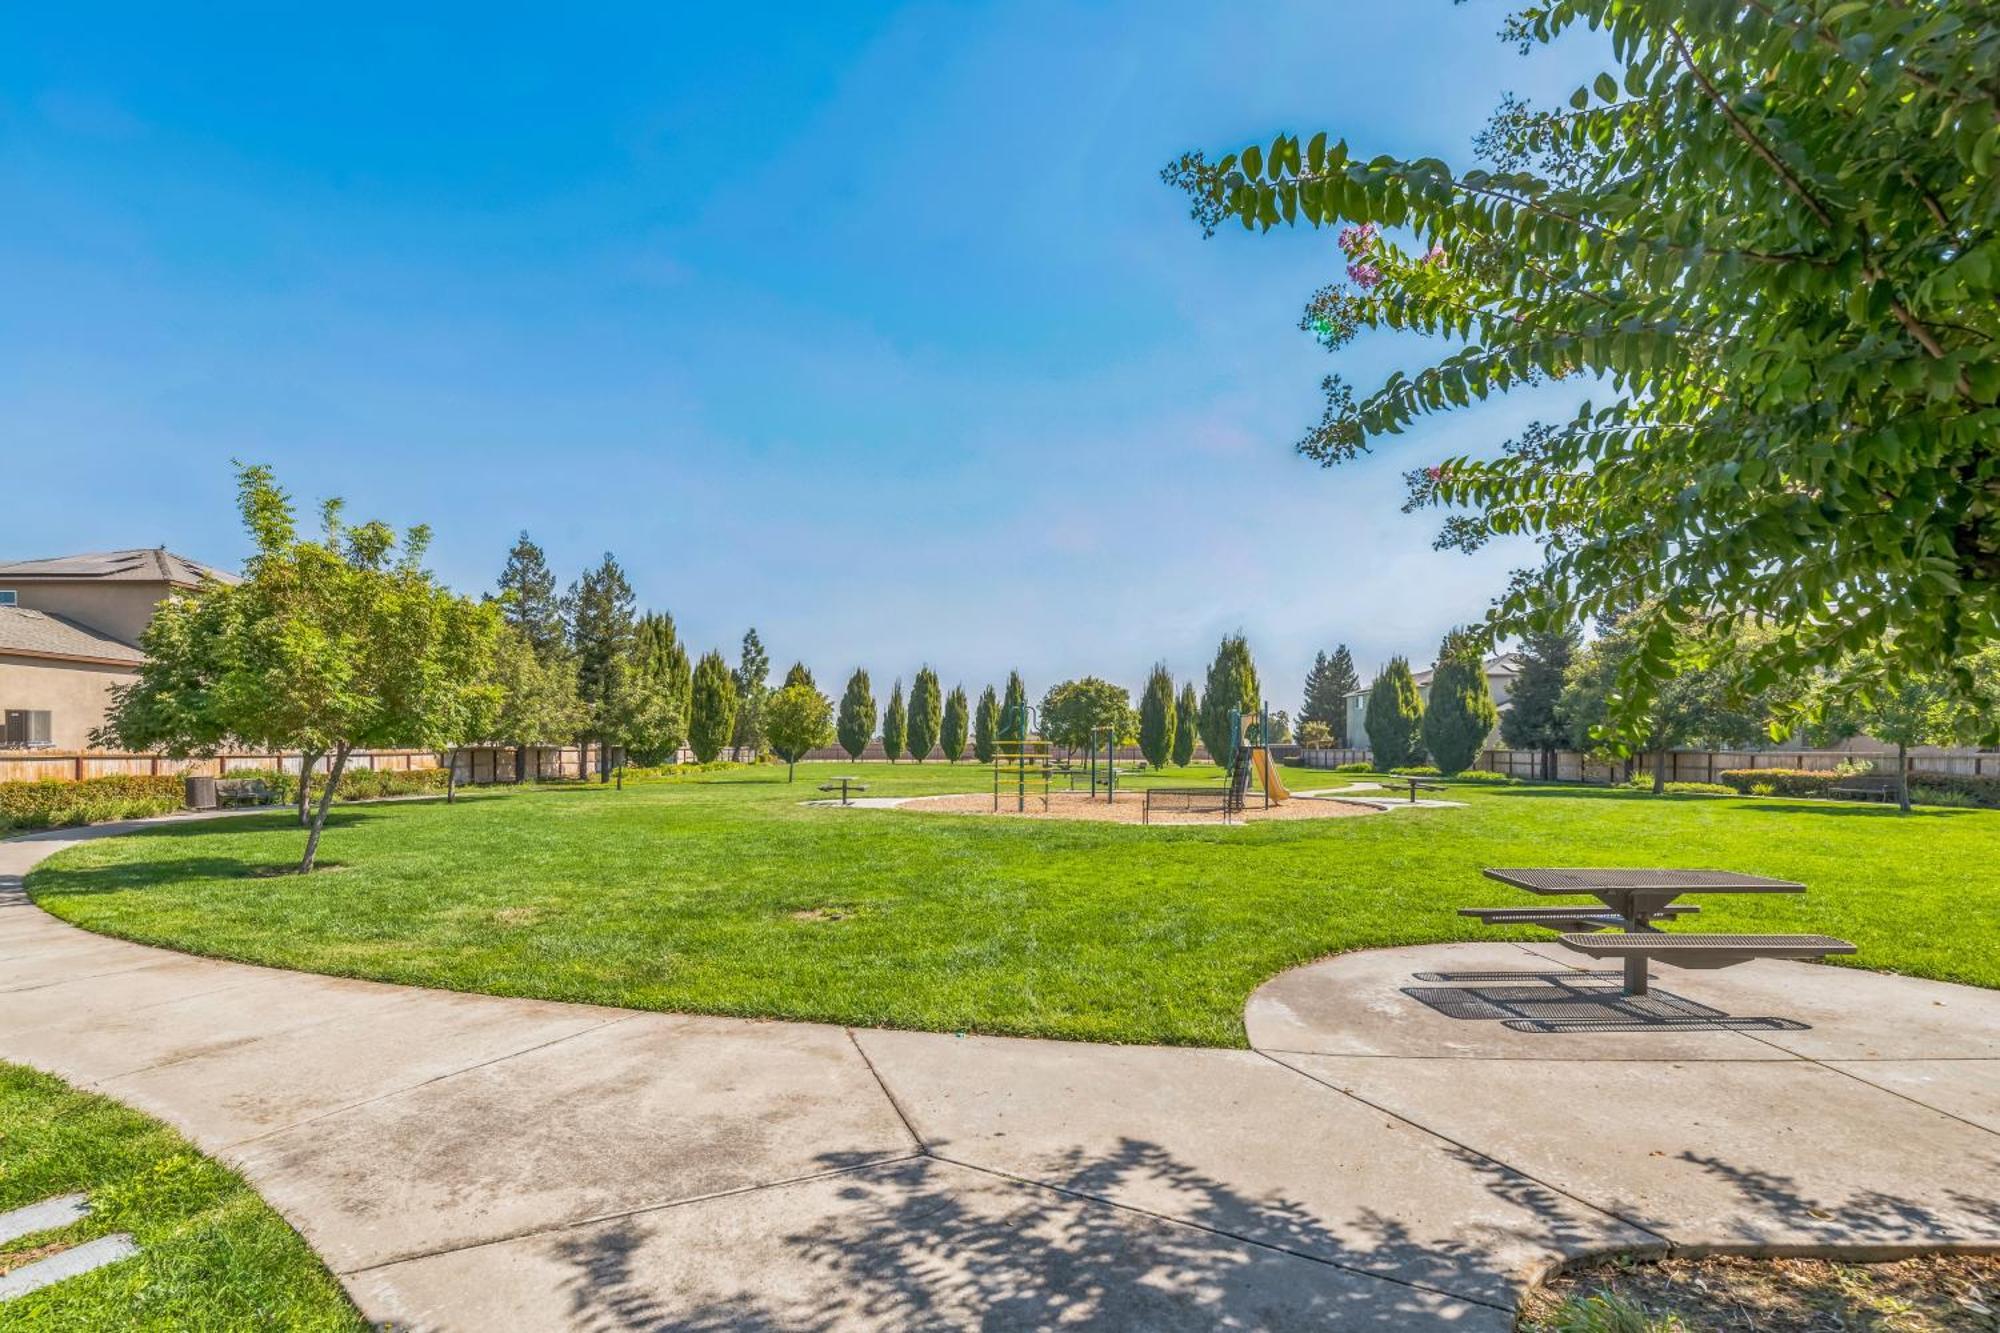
[991,738,1053,812]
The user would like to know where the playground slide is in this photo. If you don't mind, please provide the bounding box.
[1251,748,1291,803]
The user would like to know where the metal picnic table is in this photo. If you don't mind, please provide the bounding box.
[1480,867,1808,996]
[818,775,868,806]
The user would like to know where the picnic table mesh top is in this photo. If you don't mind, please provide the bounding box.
[1483,868,1805,893]
[1557,932,1854,952]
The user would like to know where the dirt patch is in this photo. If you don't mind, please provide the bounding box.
[1521,1252,2000,1331]
[493,906,543,928]
[893,790,1379,825]
[789,905,866,923]
[0,1239,76,1277]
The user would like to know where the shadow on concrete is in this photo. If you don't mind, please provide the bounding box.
[547,1140,1582,1329]
[1404,970,1809,1034]
[1680,1150,2000,1249]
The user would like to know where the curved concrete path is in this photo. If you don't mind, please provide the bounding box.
[4,817,1997,1330]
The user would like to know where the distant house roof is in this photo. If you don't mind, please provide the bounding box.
[1344,653,1528,698]
[0,607,146,666]
[0,547,236,587]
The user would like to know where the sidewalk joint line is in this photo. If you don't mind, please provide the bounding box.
[845,1028,928,1154]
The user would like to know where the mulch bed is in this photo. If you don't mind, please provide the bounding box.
[892,790,1380,825]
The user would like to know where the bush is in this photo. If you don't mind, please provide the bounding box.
[1388,765,1441,776]
[620,760,748,782]
[1911,786,1980,809]
[1749,782,1777,797]
[1626,776,1736,796]
[1332,761,1372,774]
[1715,768,1846,798]
[224,765,452,806]
[1902,770,2000,809]
[0,775,186,834]
[1445,769,1514,784]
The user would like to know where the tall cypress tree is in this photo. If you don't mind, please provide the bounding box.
[940,685,969,763]
[1301,645,1360,744]
[973,685,1000,762]
[1173,681,1199,766]
[1500,629,1577,779]
[1365,657,1426,768]
[687,650,739,764]
[836,669,875,761]
[1421,631,1499,774]
[566,553,637,777]
[907,667,942,762]
[730,629,771,760]
[1137,663,1177,769]
[782,661,814,690]
[497,531,566,661]
[881,680,908,762]
[1197,634,1260,772]
[999,671,1028,743]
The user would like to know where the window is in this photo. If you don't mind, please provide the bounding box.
[0,710,53,748]
[0,590,15,605]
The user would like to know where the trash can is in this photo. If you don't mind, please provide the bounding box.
[184,775,217,811]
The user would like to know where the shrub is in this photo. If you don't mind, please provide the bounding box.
[0,775,186,833]
[1332,761,1372,774]
[223,765,451,806]
[1748,782,1777,797]
[1626,776,1736,796]
[1388,765,1440,776]
[1911,786,1980,809]
[621,760,746,782]
[1903,770,2000,809]
[1715,768,1845,798]
[1445,769,1514,784]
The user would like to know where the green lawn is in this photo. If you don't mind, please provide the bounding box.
[24,761,2000,1047]
[0,1062,363,1331]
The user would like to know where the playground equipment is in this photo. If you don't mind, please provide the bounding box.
[1143,703,1288,824]
[1087,725,1120,801]
[993,703,1051,812]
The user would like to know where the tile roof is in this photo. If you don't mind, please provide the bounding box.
[0,548,236,586]
[0,607,146,665]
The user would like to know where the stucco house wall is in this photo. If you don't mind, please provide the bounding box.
[0,656,140,750]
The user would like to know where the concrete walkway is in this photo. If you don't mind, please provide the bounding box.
[4,819,1996,1330]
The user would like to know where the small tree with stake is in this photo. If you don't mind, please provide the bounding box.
[763,682,834,782]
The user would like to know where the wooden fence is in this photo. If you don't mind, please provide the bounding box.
[0,748,442,785]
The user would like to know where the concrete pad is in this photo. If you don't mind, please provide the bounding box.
[350,1155,1504,1332]
[1282,1054,2000,1252]
[0,1233,139,1301]
[104,988,618,1146]
[0,1193,88,1244]
[232,1013,914,1271]
[1824,1060,2000,1134]
[1627,962,2000,1061]
[854,1029,1647,1306]
[0,937,225,994]
[1245,944,1796,1060]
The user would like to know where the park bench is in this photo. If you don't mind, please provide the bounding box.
[1144,748,1255,825]
[1828,775,1898,802]
[1466,868,1856,996]
[214,777,275,807]
[817,776,868,806]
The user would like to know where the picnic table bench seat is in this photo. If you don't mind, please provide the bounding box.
[1554,931,1855,969]
[1828,776,1898,802]
[1459,904,1698,932]
[214,777,275,807]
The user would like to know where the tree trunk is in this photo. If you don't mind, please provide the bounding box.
[1897,742,1911,814]
[298,743,351,874]
[446,749,458,804]
[514,744,526,784]
[1651,748,1668,795]
[295,749,323,827]
[787,759,796,782]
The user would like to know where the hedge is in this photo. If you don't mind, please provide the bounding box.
[228,766,452,805]
[1625,776,1736,796]
[0,775,186,834]
[1717,767,2000,809]
[1446,770,1515,784]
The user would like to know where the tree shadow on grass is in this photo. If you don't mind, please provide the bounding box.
[547,1138,1613,1330]
[1729,804,1975,820]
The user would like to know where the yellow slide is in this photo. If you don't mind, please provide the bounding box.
[1250,747,1290,804]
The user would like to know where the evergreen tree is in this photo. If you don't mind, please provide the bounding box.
[1301,645,1360,745]
[782,661,814,690]
[730,629,771,761]
[907,667,942,762]
[1500,629,1577,780]
[566,553,637,778]
[836,669,876,761]
[999,671,1028,743]
[973,685,1000,762]
[620,611,691,765]
[940,685,969,763]
[1197,634,1260,772]
[1173,681,1199,766]
[881,680,908,761]
[687,650,738,764]
[1420,632,1499,774]
[1137,663,1177,769]
[496,531,566,661]
[1365,657,1425,768]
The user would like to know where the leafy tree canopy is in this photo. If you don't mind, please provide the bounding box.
[763,682,835,781]
[1421,631,1501,774]
[687,650,739,764]
[881,679,908,761]
[1364,657,1426,769]
[1137,663,1178,769]
[1039,677,1136,754]
[837,669,877,761]
[1169,1,2000,725]
[973,684,1000,763]
[940,684,970,763]
[1197,635,1260,771]
[1173,681,1199,767]
[908,667,943,762]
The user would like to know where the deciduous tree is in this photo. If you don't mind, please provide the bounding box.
[1167,3,2000,723]
[1039,678,1135,757]
[763,682,834,782]
[486,625,588,780]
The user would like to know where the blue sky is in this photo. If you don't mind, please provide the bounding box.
[1,2,1599,712]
